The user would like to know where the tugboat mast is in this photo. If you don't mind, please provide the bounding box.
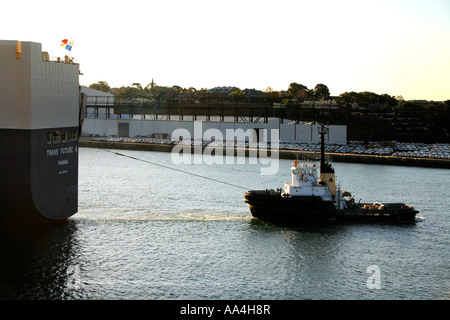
[318,123,328,172]
[317,123,337,197]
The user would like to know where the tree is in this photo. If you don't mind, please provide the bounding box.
[263,86,275,93]
[313,84,330,100]
[263,88,281,103]
[113,83,146,100]
[287,82,311,102]
[336,91,358,106]
[287,82,307,96]
[89,81,111,93]
[336,91,398,108]
[149,85,170,100]
[131,83,143,91]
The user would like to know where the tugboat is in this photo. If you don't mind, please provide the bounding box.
[243,124,418,225]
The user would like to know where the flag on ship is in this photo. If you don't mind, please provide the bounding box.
[60,39,73,51]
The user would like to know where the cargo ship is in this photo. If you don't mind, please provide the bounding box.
[0,40,83,225]
[243,124,418,225]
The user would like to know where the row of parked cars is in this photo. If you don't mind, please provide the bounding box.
[89,136,450,160]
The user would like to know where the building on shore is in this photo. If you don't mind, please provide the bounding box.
[81,87,346,145]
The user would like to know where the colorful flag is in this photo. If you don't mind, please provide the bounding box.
[60,39,73,51]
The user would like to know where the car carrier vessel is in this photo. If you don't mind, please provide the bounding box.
[0,40,83,225]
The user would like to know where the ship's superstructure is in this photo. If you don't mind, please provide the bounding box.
[0,40,81,224]
[284,161,333,201]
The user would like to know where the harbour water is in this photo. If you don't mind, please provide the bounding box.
[0,147,449,301]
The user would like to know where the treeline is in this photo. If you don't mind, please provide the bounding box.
[89,81,213,101]
[336,91,399,109]
[89,80,448,109]
[88,81,449,141]
[88,81,332,102]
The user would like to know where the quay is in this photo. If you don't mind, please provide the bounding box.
[79,137,450,169]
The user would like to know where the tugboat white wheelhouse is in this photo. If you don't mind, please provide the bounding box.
[0,40,82,224]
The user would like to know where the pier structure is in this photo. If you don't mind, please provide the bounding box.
[81,97,347,145]
[81,87,433,143]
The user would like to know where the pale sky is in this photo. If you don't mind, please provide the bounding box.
[4,0,450,100]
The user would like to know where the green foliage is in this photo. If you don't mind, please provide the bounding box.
[287,82,311,102]
[285,82,332,103]
[313,84,330,100]
[107,82,171,100]
[88,81,111,93]
[336,91,398,108]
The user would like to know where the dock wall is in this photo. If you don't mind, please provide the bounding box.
[81,118,347,145]
[79,138,450,169]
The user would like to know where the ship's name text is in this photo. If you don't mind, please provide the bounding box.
[47,146,77,157]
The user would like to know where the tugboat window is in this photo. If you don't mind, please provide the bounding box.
[62,131,68,142]
[47,132,52,144]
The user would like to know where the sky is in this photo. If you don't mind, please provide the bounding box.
[3,0,450,100]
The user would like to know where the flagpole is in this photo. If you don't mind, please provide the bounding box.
[69,39,75,57]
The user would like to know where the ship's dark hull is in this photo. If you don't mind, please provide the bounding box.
[243,190,418,225]
[0,128,79,225]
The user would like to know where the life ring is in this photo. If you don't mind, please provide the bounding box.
[303,177,308,182]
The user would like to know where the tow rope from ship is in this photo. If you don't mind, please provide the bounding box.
[102,149,251,191]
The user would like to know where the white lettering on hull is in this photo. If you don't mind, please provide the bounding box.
[58,159,69,166]
[47,149,59,156]
[47,145,78,157]
[60,146,74,154]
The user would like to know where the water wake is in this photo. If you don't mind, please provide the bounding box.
[75,206,251,222]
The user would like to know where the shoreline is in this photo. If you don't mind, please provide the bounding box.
[79,138,450,169]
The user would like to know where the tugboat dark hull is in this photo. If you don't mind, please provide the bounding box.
[244,191,418,225]
[243,190,337,224]
[337,203,418,224]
